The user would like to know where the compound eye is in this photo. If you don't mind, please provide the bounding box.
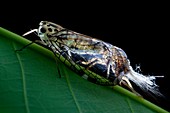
[40,27,46,33]
[54,29,58,32]
[48,28,52,32]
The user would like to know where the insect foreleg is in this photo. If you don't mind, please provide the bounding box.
[15,40,48,52]
[35,40,47,45]
[15,41,35,52]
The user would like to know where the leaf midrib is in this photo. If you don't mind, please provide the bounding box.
[13,43,30,113]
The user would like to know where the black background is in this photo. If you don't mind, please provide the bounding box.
[1,2,170,112]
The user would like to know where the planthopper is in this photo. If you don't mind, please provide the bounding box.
[20,21,164,98]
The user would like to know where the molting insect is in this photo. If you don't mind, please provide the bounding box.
[21,21,164,97]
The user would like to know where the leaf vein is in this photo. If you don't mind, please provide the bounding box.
[63,66,83,113]
[13,43,30,113]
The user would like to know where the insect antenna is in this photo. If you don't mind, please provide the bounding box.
[22,29,37,36]
[15,29,38,52]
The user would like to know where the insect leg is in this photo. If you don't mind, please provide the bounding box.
[119,75,142,97]
[16,29,39,51]
[15,41,35,52]
[81,58,100,69]
[47,42,63,78]
[81,57,115,79]
[15,39,48,52]
[56,61,62,78]
[56,63,61,78]
[106,58,116,78]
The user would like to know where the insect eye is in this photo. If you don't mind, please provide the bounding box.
[48,28,52,32]
[40,27,46,33]
[54,29,58,32]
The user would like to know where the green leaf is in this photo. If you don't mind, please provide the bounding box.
[0,27,168,113]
